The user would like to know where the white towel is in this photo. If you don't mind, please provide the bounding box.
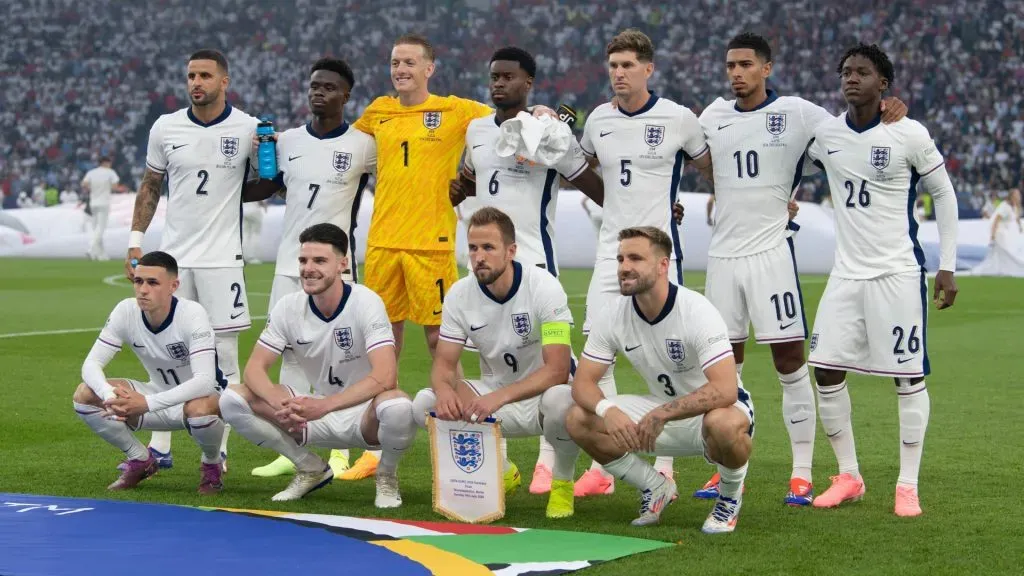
[494,111,574,165]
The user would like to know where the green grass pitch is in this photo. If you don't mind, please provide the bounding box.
[1,259,1020,574]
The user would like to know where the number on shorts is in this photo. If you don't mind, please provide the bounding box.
[892,325,921,355]
[657,373,677,397]
[157,368,181,386]
[230,282,244,308]
[503,353,519,373]
[770,292,798,321]
[195,170,209,195]
[307,183,321,209]
[328,366,344,387]
[435,278,445,304]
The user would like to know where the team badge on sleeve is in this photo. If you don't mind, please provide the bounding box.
[334,327,353,350]
[665,339,685,364]
[423,112,442,130]
[333,151,352,173]
[766,113,787,136]
[166,342,189,361]
[644,125,665,147]
[220,137,240,158]
[511,313,532,337]
[870,146,891,170]
[450,430,484,473]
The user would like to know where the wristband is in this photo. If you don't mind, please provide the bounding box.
[128,231,145,249]
[595,399,614,418]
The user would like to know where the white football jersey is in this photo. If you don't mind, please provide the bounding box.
[258,283,395,397]
[96,296,224,390]
[807,114,946,279]
[82,166,120,207]
[440,262,574,388]
[463,114,589,275]
[145,105,259,268]
[700,92,834,257]
[582,284,734,401]
[581,95,708,260]
[274,122,377,278]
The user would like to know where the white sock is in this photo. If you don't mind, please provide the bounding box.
[214,332,241,385]
[74,402,149,461]
[536,436,556,469]
[218,388,322,472]
[148,430,172,454]
[717,462,748,499]
[588,459,613,478]
[366,449,382,459]
[816,381,859,478]
[219,424,230,456]
[654,456,674,475]
[736,362,744,377]
[539,385,579,481]
[187,415,226,464]
[897,380,929,487]
[411,388,436,429]
[588,371,617,480]
[602,453,665,492]
[780,365,816,482]
[501,438,512,473]
[375,398,415,476]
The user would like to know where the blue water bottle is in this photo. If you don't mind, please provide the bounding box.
[256,120,277,179]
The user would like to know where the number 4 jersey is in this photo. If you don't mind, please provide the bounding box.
[257,283,395,397]
[273,123,376,278]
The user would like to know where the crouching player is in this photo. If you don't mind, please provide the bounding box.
[219,223,415,507]
[567,227,754,533]
[73,251,227,493]
[413,207,580,518]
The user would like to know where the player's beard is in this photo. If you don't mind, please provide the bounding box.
[474,263,505,286]
[302,272,335,295]
[191,88,220,107]
[618,271,654,296]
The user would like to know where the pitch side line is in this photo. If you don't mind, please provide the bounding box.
[0,315,270,340]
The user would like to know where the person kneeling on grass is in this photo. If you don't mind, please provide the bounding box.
[219,223,415,507]
[73,251,227,493]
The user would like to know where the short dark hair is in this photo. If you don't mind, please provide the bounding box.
[837,43,894,86]
[299,223,349,255]
[138,251,178,276]
[468,207,516,246]
[394,34,434,61]
[618,226,672,258]
[490,46,537,78]
[607,29,654,63]
[311,57,355,91]
[99,156,112,164]
[189,49,229,74]
[727,32,772,62]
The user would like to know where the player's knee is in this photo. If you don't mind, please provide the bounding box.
[771,342,805,374]
[539,385,574,423]
[72,382,99,405]
[218,387,250,422]
[214,334,240,384]
[703,407,747,441]
[565,404,592,441]
[183,395,220,418]
[411,388,437,429]
[813,367,843,387]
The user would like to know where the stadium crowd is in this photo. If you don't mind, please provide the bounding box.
[2,0,1021,216]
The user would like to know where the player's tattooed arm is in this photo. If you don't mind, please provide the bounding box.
[689,153,715,190]
[130,168,165,233]
[656,358,738,422]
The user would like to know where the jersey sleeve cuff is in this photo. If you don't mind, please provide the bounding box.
[189,347,215,357]
[582,350,614,365]
[918,162,944,178]
[257,337,285,355]
[581,145,596,158]
[97,337,122,350]
[145,162,166,174]
[701,349,734,370]
[688,143,710,160]
[366,338,396,353]
[563,162,588,181]
[439,332,467,345]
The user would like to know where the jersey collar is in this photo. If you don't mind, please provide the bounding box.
[142,296,178,334]
[618,92,659,117]
[845,111,882,133]
[734,89,778,112]
[306,121,350,140]
[632,283,677,325]
[480,261,522,304]
[186,104,233,127]
[308,283,352,323]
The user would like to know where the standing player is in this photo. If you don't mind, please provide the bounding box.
[567,227,753,534]
[804,44,959,516]
[413,207,580,517]
[695,33,906,504]
[124,49,258,467]
[73,251,227,493]
[575,29,713,495]
[243,57,376,479]
[220,224,414,506]
[81,156,126,261]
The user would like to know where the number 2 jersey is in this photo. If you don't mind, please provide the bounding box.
[257,283,395,397]
[273,122,376,278]
[439,262,575,389]
[145,105,259,268]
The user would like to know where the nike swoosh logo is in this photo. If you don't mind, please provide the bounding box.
[132,343,145,348]
[433,309,442,315]
[780,321,798,330]
[472,144,484,149]
[230,311,245,320]
[379,118,394,124]
[897,357,914,364]
[599,131,613,137]
[172,144,187,150]
[717,124,734,130]
[296,339,312,345]
[288,155,302,161]
[625,344,642,352]
[902,441,920,446]
[790,417,809,424]
[826,430,842,438]
[470,324,487,331]
[827,149,841,155]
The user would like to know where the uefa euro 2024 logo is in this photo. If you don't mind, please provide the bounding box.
[450,430,483,473]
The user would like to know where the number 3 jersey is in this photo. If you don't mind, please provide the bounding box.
[439,262,575,388]
[145,105,259,268]
[582,283,735,402]
[273,123,376,278]
[257,283,395,397]
[806,114,946,279]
